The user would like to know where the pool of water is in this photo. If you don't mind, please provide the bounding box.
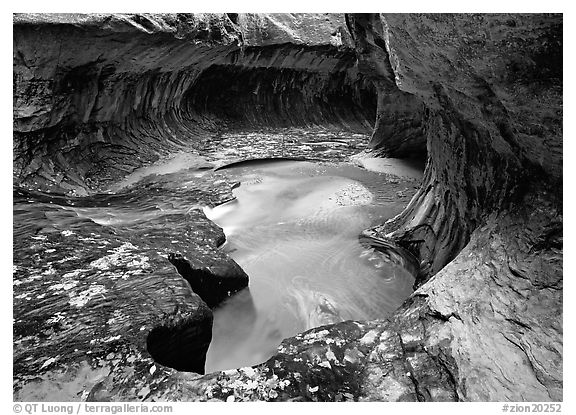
[13,133,420,379]
[203,160,415,372]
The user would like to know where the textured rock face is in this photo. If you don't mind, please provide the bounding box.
[13,13,373,194]
[13,13,562,402]
[12,174,242,400]
[13,14,238,193]
[347,13,562,280]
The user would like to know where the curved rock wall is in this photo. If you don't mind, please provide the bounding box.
[347,13,562,280]
[185,57,375,131]
[13,13,374,194]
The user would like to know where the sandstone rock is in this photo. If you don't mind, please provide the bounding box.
[13,13,374,195]
[147,303,213,374]
[168,252,249,308]
[347,13,562,280]
[12,173,237,399]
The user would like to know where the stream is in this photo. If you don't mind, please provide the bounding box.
[204,160,415,371]
[13,129,420,376]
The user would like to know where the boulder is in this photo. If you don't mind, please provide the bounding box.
[168,252,249,308]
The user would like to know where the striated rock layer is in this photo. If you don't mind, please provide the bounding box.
[13,13,374,195]
[13,13,562,401]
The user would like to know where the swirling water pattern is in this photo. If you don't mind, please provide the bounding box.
[204,161,415,372]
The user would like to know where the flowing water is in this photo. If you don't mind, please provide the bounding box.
[203,160,416,372]
[14,131,420,378]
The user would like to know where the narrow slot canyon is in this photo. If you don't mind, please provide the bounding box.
[13,13,562,402]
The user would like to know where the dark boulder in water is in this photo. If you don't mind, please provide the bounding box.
[168,252,249,308]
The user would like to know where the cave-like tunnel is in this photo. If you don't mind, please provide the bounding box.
[13,13,562,402]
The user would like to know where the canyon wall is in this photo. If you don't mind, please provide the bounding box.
[13,13,375,194]
[347,14,562,281]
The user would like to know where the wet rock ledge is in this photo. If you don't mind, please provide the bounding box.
[13,13,562,401]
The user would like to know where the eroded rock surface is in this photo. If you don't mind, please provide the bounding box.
[13,13,373,195]
[347,13,562,280]
[13,170,240,399]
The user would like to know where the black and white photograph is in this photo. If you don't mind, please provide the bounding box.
[10,2,566,408]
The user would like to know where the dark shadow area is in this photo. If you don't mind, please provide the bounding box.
[146,305,213,374]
